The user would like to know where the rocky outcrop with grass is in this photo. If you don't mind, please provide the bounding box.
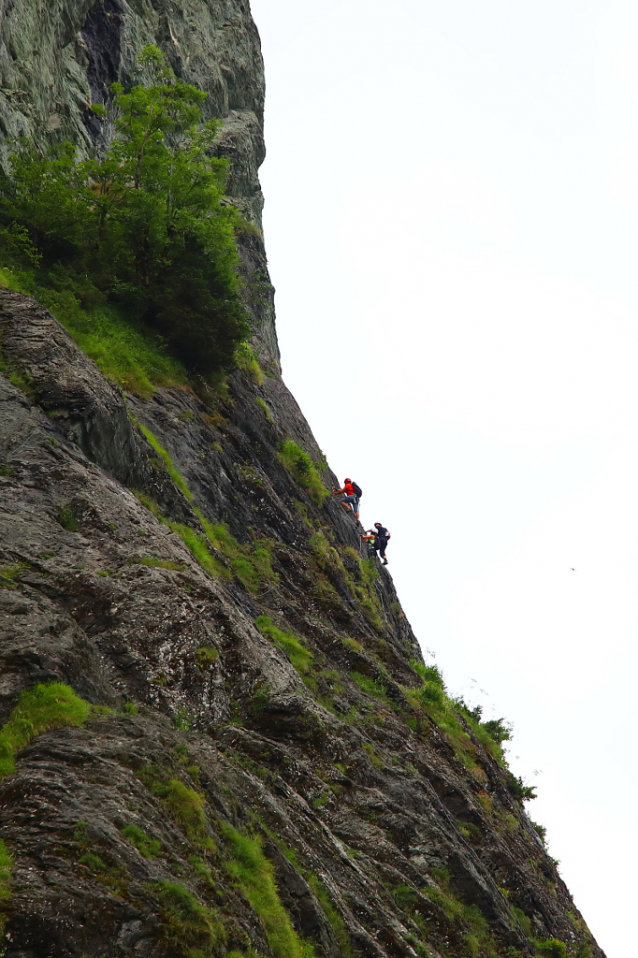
[0,0,278,368]
[0,2,606,957]
[0,285,604,958]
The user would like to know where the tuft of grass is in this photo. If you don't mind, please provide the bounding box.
[362,742,384,768]
[222,825,315,958]
[278,439,327,506]
[138,423,193,500]
[0,837,12,934]
[198,515,277,593]
[57,506,79,531]
[121,824,162,860]
[139,768,216,851]
[0,683,90,779]
[150,879,226,956]
[255,396,274,421]
[123,701,139,715]
[236,342,265,384]
[195,647,219,670]
[0,562,28,589]
[350,671,388,703]
[255,616,313,676]
[168,521,226,578]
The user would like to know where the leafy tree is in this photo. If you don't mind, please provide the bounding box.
[0,46,248,378]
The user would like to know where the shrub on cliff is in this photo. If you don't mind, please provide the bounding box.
[0,46,248,380]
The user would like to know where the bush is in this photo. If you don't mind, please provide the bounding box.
[0,46,248,382]
[535,940,568,958]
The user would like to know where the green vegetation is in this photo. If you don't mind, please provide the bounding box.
[278,440,327,506]
[0,562,28,589]
[138,423,193,500]
[195,646,220,670]
[350,671,388,704]
[534,940,568,958]
[57,505,79,531]
[200,518,277,592]
[222,824,314,958]
[139,766,216,852]
[255,396,273,421]
[403,659,525,788]
[269,838,353,958]
[362,742,384,768]
[0,46,248,391]
[121,823,161,859]
[254,616,313,676]
[236,343,265,384]
[151,879,226,957]
[0,683,90,779]
[0,838,12,934]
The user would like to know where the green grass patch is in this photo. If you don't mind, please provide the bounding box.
[0,562,28,589]
[139,767,216,852]
[150,879,226,956]
[362,742,384,768]
[0,837,12,935]
[57,505,79,531]
[0,683,90,778]
[196,647,220,670]
[197,513,277,592]
[278,440,328,506]
[138,423,193,500]
[222,825,314,958]
[236,342,265,384]
[122,823,162,859]
[255,396,273,421]
[255,616,313,675]
[350,671,388,703]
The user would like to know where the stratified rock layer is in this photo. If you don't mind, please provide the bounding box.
[0,289,604,958]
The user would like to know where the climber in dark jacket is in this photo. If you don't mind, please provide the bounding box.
[361,523,390,564]
[372,523,390,565]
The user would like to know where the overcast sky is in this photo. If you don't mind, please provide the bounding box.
[249,2,638,954]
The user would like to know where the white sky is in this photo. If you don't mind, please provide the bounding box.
[249,2,638,954]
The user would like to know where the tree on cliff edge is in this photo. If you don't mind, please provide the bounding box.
[0,46,248,378]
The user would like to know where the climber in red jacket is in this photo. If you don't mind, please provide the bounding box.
[332,478,360,520]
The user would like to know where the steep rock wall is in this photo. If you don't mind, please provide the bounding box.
[0,1,606,957]
[0,291,604,958]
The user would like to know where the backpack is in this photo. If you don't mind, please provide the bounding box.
[351,481,362,499]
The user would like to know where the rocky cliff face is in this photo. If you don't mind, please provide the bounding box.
[0,0,278,366]
[0,3,605,958]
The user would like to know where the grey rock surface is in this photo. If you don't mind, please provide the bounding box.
[0,1,606,955]
[0,290,605,958]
